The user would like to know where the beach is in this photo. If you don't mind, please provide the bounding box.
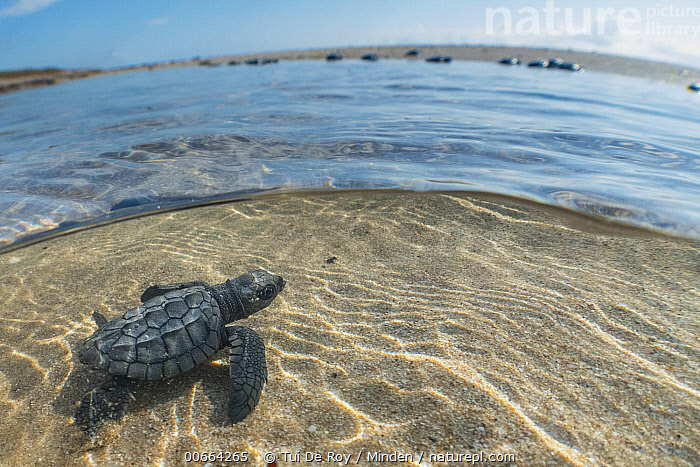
[0,190,697,466]
[2,45,699,94]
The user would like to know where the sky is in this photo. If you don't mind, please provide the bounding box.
[0,0,698,71]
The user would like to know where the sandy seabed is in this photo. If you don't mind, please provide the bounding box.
[0,191,697,466]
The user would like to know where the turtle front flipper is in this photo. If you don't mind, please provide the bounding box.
[226,325,267,424]
[140,281,210,303]
[74,376,137,435]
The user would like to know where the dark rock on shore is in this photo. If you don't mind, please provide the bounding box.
[426,55,452,63]
[558,62,583,71]
[499,57,520,65]
[548,57,564,67]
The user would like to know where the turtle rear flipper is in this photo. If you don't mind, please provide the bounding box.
[74,377,137,435]
[140,281,210,302]
[226,326,267,424]
[92,312,109,329]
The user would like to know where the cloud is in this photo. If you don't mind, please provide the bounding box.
[0,0,61,17]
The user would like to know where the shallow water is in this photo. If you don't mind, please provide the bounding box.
[1,58,699,466]
[1,60,699,250]
[0,191,698,466]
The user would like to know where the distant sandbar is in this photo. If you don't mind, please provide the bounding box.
[2,45,698,94]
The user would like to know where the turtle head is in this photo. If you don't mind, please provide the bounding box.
[229,269,285,318]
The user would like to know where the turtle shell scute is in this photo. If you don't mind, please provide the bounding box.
[147,363,163,380]
[127,362,148,379]
[185,291,204,308]
[123,307,139,320]
[163,359,180,378]
[145,307,169,328]
[136,332,168,364]
[177,354,196,373]
[80,286,224,380]
[164,299,190,319]
[163,320,195,357]
[121,317,148,338]
[109,334,137,362]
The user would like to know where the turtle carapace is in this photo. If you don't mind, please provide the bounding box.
[75,269,285,433]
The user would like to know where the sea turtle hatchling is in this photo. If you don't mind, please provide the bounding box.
[75,269,285,433]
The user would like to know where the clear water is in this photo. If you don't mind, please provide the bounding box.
[1,60,699,465]
[1,59,699,248]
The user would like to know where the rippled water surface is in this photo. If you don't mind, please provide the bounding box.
[1,59,699,247]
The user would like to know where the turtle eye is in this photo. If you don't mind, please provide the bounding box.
[257,285,276,301]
